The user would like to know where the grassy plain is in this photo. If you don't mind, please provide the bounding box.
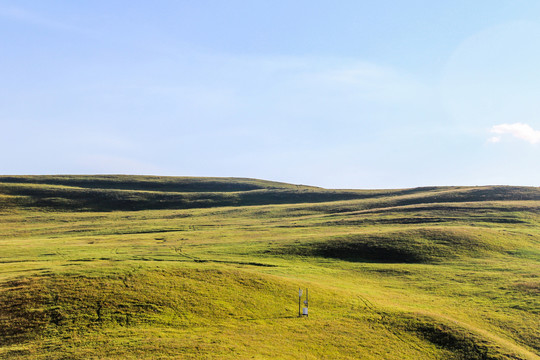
[0,176,538,359]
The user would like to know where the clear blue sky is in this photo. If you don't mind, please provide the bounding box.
[2,1,540,188]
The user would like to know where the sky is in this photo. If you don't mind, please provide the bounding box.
[1,1,540,189]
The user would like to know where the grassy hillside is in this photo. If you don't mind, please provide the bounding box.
[0,176,538,359]
[2,175,538,212]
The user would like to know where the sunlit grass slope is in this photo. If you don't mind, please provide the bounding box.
[0,176,538,359]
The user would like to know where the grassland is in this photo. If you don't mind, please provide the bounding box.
[0,175,538,359]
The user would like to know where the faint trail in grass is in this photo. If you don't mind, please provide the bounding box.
[352,293,426,353]
[244,315,297,321]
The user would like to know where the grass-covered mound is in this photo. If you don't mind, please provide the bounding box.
[1,268,533,360]
[0,175,371,211]
[270,227,506,263]
[0,269,297,345]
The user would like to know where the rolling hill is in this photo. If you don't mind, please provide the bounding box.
[0,176,538,359]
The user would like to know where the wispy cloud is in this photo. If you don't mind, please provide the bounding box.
[296,60,430,105]
[489,123,540,144]
[0,5,83,32]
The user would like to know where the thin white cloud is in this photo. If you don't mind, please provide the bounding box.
[490,123,540,144]
[297,61,430,105]
[0,5,84,32]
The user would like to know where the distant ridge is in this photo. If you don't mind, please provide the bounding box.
[0,175,539,212]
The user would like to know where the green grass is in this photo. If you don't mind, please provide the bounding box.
[0,176,539,359]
